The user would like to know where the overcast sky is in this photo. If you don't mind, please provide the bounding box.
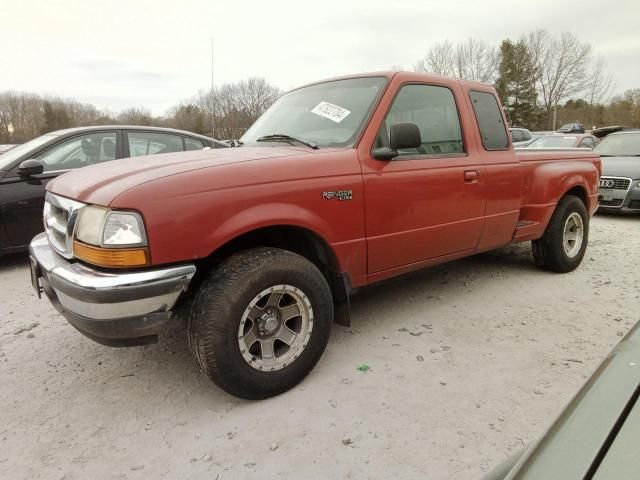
[2,0,638,115]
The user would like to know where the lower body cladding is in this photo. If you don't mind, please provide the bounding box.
[598,178,640,213]
[29,233,196,347]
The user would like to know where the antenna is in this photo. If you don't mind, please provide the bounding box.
[210,37,215,139]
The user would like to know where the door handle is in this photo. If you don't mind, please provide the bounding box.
[464,170,479,183]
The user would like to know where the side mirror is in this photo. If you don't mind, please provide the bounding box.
[372,122,422,161]
[390,122,421,150]
[18,159,44,177]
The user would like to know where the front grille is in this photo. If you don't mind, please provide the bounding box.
[598,198,624,208]
[43,193,84,258]
[599,177,631,190]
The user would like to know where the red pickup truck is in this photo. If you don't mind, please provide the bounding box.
[29,72,600,399]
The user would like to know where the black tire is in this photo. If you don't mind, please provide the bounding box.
[188,247,333,399]
[532,195,589,273]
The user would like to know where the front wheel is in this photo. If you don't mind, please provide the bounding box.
[188,248,333,399]
[532,195,589,273]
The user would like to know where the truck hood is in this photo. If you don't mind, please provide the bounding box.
[47,146,315,205]
[601,156,640,179]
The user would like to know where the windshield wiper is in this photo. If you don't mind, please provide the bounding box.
[256,134,319,149]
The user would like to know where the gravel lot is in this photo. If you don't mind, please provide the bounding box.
[1,213,638,480]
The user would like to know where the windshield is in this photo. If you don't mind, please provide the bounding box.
[0,133,58,170]
[528,136,577,148]
[241,77,387,148]
[594,133,640,156]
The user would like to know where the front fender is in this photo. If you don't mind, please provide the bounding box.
[202,202,337,255]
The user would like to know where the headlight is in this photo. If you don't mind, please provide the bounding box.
[74,206,149,268]
[103,212,146,246]
[75,206,109,245]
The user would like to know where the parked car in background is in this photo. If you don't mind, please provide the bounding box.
[524,133,598,149]
[29,71,600,399]
[0,144,18,155]
[557,122,585,134]
[594,131,640,212]
[0,126,228,256]
[483,321,640,480]
[509,127,534,147]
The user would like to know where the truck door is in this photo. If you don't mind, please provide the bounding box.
[360,82,486,274]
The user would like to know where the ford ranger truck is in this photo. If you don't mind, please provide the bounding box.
[29,72,601,399]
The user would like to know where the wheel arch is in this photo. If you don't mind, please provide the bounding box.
[195,224,352,325]
[562,184,589,207]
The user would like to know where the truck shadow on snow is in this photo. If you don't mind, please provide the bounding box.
[6,241,550,404]
[73,242,543,403]
[350,242,538,313]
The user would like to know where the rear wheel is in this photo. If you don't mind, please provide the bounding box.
[188,248,333,399]
[532,195,589,273]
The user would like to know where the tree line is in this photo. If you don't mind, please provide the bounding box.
[2,28,639,144]
[414,29,639,130]
[0,78,281,144]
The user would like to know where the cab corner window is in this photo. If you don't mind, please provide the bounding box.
[127,132,184,157]
[469,90,509,150]
[35,132,117,172]
[377,84,464,157]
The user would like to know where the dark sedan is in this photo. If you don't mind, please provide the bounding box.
[557,122,585,134]
[0,126,227,255]
[594,131,640,212]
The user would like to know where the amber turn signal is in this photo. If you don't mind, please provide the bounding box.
[73,240,149,268]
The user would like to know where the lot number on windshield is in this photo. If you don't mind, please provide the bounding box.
[311,101,351,123]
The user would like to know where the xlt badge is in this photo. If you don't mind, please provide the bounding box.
[322,190,353,201]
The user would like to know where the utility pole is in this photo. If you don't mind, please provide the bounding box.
[210,37,215,139]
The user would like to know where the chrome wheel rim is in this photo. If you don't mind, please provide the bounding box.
[563,212,584,258]
[238,285,313,371]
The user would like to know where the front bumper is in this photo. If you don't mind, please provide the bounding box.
[29,233,196,346]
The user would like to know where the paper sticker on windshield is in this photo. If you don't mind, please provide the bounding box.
[311,102,351,123]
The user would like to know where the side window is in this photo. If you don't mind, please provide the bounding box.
[580,137,594,148]
[127,132,184,157]
[469,91,509,150]
[522,130,532,141]
[184,137,205,151]
[511,130,523,142]
[36,132,117,172]
[378,84,464,156]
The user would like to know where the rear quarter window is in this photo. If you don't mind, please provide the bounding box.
[469,91,509,150]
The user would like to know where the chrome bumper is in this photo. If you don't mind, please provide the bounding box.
[29,233,196,346]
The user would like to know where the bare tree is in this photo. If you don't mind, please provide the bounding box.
[182,77,281,139]
[117,107,153,125]
[414,41,455,76]
[527,31,592,129]
[585,56,614,127]
[523,29,548,85]
[414,38,498,83]
[453,38,499,83]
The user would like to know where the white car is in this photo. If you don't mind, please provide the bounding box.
[509,127,534,147]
